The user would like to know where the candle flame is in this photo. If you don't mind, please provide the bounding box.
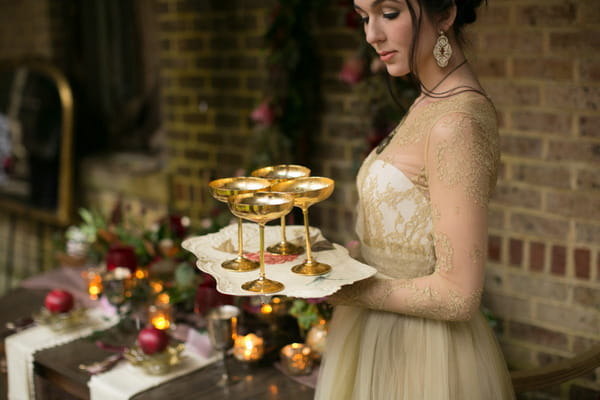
[260,304,273,314]
[157,293,170,304]
[152,315,170,330]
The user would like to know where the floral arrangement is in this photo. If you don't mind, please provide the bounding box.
[289,297,333,333]
[248,0,327,169]
[61,203,232,312]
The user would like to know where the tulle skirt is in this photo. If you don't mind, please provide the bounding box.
[315,305,515,400]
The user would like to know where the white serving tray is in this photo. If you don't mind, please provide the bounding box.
[182,223,376,298]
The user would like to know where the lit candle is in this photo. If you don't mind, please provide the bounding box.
[148,303,173,330]
[150,280,164,294]
[84,269,103,300]
[233,333,264,362]
[280,343,313,375]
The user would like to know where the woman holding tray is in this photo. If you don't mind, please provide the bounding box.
[317,0,515,398]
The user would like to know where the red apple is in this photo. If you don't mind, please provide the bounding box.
[44,289,74,314]
[137,326,169,355]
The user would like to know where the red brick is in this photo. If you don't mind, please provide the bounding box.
[574,248,591,279]
[488,235,502,262]
[509,321,569,350]
[509,238,523,267]
[551,245,566,276]
[513,58,573,82]
[511,110,572,135]
[529,242,545,272]
[516,4,576,26]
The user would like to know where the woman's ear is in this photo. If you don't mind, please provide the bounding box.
[438,2,457,32]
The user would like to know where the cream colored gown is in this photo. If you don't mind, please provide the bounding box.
[315,92,515,399]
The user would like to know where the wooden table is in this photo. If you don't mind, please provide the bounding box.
[0,288,315,400]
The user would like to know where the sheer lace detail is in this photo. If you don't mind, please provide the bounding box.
[331,92,499,322]
[433,113,499,206]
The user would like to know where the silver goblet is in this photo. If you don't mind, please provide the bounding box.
[207,305,241,386]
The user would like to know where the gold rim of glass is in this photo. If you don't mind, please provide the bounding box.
[208,177,272,272]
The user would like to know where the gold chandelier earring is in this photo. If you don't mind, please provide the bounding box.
[433,30,452,68]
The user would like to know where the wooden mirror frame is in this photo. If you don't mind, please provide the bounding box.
[0,61,74,226]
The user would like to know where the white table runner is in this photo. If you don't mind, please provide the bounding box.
[5,308,118,400]
[88,329,218,400]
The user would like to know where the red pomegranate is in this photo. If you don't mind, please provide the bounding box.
[137,326,169,355]
[44,289,74,314]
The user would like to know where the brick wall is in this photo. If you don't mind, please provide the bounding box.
[469,0,600,395]
[156,0,272,222]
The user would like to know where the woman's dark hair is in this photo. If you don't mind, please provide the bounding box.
[404,0,487,91]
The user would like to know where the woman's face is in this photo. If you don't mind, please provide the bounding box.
[354,0,435,77]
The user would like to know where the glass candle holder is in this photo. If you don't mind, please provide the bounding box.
[233,333,264,362]
[280,343,314,375]
[148,302,173,330]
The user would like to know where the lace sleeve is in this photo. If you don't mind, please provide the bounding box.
[329,111,499,321]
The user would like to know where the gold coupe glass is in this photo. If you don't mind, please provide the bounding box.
[228,192,294,294]
[250,164,311,255]
[270,177,334,276]
[209,177,271,272]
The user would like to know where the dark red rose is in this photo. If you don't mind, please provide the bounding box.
[105,245,137,273]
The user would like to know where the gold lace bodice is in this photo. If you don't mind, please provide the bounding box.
[330,92,500,321]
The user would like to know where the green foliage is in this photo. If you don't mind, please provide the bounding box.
[289,298,333,332]
[250,0,328,169]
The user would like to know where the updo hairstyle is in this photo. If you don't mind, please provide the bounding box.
[421,0,487,41]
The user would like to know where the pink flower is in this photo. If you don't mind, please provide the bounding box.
[339,56,365,85]
[250,100,276,127]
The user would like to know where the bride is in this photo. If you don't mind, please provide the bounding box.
[316,0,515,398]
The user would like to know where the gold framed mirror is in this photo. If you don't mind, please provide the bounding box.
[0,60,74,226]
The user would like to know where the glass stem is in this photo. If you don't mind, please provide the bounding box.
[221,348,230,381]
[302,208,313,264]
[280,216,287,243]
[237,217,244,258]
[259,223,266,279]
